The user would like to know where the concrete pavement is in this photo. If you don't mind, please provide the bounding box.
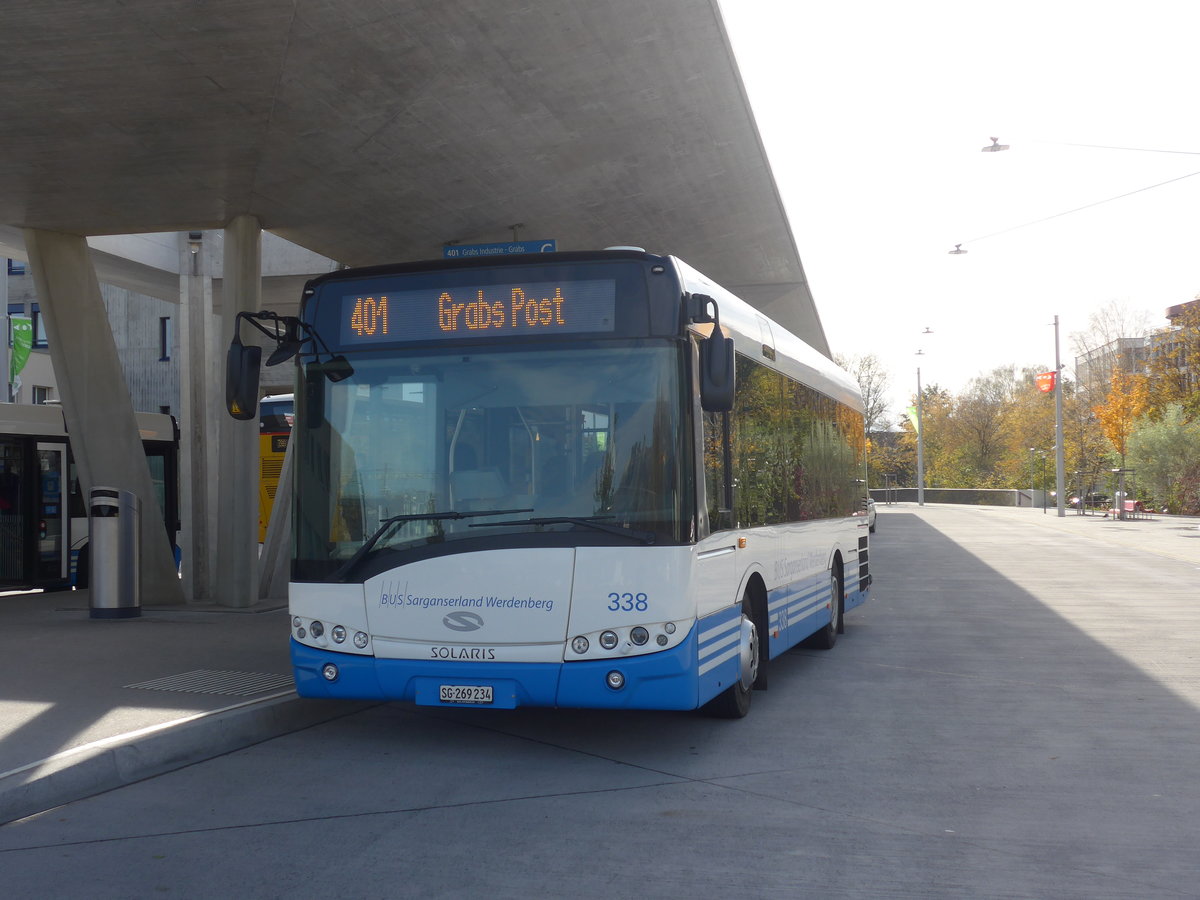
[892,501,1200,567]
[0,592,369,825]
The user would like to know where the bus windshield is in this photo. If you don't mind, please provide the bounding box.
[294,342,688,578]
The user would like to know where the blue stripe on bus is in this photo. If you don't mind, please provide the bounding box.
[765,572,832,657]
[695,605,743,707]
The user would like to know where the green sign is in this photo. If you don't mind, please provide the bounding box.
[9,315,32,382]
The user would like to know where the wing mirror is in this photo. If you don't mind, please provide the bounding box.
[225,311,354,420]
[693,294,735,412]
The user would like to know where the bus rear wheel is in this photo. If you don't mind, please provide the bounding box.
[810,568,842,650]
[704,596,759,719]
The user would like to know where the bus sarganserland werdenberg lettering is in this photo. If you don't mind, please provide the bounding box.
[226,249,871,717]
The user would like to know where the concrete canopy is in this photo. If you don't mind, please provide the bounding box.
[0,0,827,354]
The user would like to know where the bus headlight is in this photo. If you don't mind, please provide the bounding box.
[606,670,625,690]
[331,625,347,643]
[353,631,369,649]
[309,620,324,639]
[630,627,649,646]
[571,636,589,654]
[322,663,339,682]
[599,630,619,650]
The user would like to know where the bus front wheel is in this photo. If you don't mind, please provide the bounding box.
[704,595,759,719]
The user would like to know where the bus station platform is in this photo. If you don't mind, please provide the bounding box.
[2,505,1198,827]
[0,592,370,825]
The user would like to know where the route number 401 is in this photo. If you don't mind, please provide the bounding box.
[607,592,649,612]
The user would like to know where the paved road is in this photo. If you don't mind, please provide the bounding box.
[2,505,1198,898]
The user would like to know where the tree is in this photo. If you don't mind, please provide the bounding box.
[1093,367,1149,464]
[899,383,961,487]
[1071,299,1152,355]
[835,352,891,434]
[865,427,914,491]
[1001,366,1059,485]
[1127,405,1200,513]
[1070,300,1152,401]
[947,366,1016,487]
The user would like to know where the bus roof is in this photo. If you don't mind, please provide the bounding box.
[0,404,177,442]
[670,257,864,413]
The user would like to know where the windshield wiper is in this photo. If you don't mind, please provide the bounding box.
[330,507,534,581]
[470,515,656,545]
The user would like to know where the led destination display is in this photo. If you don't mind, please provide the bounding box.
[340,278,617,345]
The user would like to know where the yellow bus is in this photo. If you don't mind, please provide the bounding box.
[258,393,293,542]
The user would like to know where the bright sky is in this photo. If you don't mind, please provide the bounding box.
[721,0,1200,421]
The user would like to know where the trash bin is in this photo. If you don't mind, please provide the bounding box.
[88,487,141,619]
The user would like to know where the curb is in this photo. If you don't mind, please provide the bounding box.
[0,694,375,825]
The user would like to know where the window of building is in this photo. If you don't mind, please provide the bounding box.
[32,306,48,349]
[159,316,172,361]
[33,386,53,405]
[7,259,26,276]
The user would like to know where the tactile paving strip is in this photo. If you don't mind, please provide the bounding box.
[124,669,294,697]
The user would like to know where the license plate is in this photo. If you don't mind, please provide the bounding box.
[439,684,494,704]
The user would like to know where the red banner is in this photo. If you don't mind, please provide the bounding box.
[1035,371,1057,393]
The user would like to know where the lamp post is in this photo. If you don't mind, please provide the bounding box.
[1028,447,1036,507]
[1040,452,1048,514]
[916,364,925,507]
[1053,315,1066,517]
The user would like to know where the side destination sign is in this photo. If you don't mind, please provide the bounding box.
[339,278,616,345]
[443,240,556,258]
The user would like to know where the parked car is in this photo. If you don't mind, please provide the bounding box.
[866,498,877,533]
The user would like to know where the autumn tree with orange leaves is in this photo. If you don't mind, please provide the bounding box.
[1093,367,1149,464]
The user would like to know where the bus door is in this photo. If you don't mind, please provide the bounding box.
[36,442,69,585]
[0,438,24,584]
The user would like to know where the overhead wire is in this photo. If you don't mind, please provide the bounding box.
[956,168,1200,247]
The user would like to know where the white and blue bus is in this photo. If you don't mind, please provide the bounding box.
[228,249,870,717]
[0,404,179,591]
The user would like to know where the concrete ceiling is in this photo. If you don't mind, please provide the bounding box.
[0,0,828,355]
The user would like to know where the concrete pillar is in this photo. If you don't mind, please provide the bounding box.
[215,215,262,607]
[23,228,184,605]
[178,232,218,602]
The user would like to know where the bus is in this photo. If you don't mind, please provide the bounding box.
[0,403,179,590]
[227,249,870,717]
[258,393,293,542]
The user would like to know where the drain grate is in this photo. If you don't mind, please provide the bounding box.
[125,669,294,697]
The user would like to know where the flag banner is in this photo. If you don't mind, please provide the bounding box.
[907,404,919,433]
[1035,371,1056,393]
[9,316,32,382]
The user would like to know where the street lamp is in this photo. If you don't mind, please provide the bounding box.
[914,341,932,507]
[1052,315,1066,517]
[1039,451,1048,514]
[916,364,924,506]
[1028,447,1036,507]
